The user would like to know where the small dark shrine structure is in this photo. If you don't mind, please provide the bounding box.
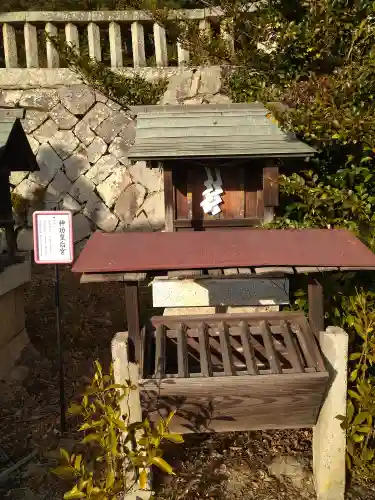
[72,104,375,435]
[0,109,39,268]
[129,103,315,229]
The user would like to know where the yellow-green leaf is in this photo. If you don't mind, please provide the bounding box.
[350,369,358,382]
[64,485,85,499]
[68,404,83,416]
[163,433,184,444]
[139,469,148,489]
[81,433,101,444]
[150,456,175,475]
[60,448,71,463]
[52,466,75,478]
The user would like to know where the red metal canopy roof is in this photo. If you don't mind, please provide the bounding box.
[72,229,375,274]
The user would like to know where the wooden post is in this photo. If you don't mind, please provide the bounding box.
[24,23,39,69]
[153,23,168,67]
[88,23,101,62]
[163,163,174,232]
[131,21,146,68]
[124,282,141,364]
[45,23,60,69]
[109,22,123,68]
[3,23,18,68]
[308,277,324,339]
[263,164,279,224]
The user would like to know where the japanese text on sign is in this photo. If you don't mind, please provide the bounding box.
[33,211,74,264]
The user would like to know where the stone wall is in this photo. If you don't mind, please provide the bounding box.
[0,66,229,253]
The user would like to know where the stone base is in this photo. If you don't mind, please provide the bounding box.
[0,257,31,379]
[313,327,348,500]
[0,328,29,380]
[163,305,279,316]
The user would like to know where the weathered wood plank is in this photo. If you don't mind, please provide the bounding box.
[219,322,235,375]
[140,372,329,434]
[240,321,258,375]
[198,323,212,376]
[167,269,204,278]
[223,268,239,276]
[308,277,324,338]
[124,282,141,363]
[176,325,188,378]
[81,272,147,283]
[280,320,304,373]
[155,325,166,378]
[260,320,282,374]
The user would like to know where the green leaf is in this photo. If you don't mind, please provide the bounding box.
[150,456,175,475]
[68,404,83,416]
[81,433,101,444]
[64,485,86,499]
[163,433,184,444]
[350,369,358,382]
[349,352,361,361]
[52,466,76,478]
[353,411,369,426]
[60,448,71,463]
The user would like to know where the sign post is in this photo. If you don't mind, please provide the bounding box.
[33,211,74,434]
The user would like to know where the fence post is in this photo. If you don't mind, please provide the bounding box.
[111,332,152,500]
[313,326,348,500]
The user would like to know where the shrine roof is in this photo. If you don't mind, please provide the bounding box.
[127,103,316,161]
[0,111,39,173]
[72,229,375,274]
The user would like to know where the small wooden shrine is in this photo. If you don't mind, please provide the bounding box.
[73,229,375,433]
[0,109,39,269]
[72,103,375,434]
[128,103,315,230]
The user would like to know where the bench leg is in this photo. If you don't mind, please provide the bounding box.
[313,326,348,500]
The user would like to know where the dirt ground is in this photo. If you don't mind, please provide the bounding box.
[0,262,374,500]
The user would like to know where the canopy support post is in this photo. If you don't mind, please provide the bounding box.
[308,277,324,339]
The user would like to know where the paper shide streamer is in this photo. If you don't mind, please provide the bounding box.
[200,167,224,216]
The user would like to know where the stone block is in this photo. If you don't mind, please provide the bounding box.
[118,120,136,144]
[49,130,79,160]
[10,171,28,187]
[69,176,95,204]
[30,143,63,187]
[59,86,96,115]
[49,103,79,130]
[33,118,58,143]
[83,192,119,231]
[114,184,146,225]
[17,228,34,251]
[152,277,289,308]
[209,93,232,104]
[85,154,117,185]
[95,111,131,144]
[129,211,153,231]
[160,70,193,104]
[313,326,348,500]
[46,171,72,200]
[96,168,132,208]
[61,193,81,213]
[82,102,111,129]
[0,90,23,108]
[86,135,107,164]
[19,89,59,110]
[139,191,165,230]
[13,177,42,200]
[129,161,163,192]
[74,120,96,146]
[109,135,130,162]
[0,259,31,299]
[64,148,90,181]
[26,135,40,155]
[73,213,92,243]
[22,110,48,133]
[199,66,222,95]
